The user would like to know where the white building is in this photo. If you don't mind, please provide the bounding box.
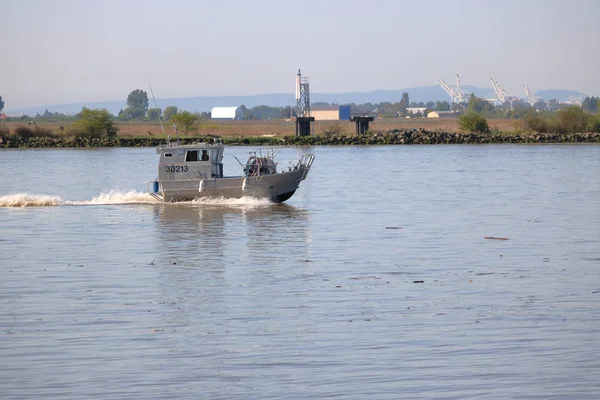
[211,107,243,120]
[405,107,429,116]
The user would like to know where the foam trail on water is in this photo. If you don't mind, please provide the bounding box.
[1,190,158,207]
[68,190,159,205]
[189,196,273,207]
[0,191,272,208]
[0,193,63,207]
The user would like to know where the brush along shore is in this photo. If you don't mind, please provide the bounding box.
[2,129,599,148]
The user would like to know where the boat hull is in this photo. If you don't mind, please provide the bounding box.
[157,168,306,203]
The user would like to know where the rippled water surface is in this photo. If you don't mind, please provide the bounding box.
[1,145,600,399]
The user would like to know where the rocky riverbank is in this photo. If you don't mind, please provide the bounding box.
[284,130,600,145]
[2,129,600,148]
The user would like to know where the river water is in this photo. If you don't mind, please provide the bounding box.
[1,144,599,399]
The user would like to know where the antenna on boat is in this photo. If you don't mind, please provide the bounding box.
[172,123,179,141]
[233,156,245,168]
[146,74,166,139]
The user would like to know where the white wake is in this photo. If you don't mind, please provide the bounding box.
[69,190,159,205]
[0,190,274,208]
[0,193,63,207]
[0,190,159,208]
[190,196,273,207]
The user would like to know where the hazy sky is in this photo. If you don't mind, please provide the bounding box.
[2,0,599,109]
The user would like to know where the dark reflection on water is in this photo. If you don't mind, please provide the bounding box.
[151,202,311,266]
[1,145,600,399]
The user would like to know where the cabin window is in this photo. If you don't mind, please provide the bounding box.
[185,150,198,162]
[164,153,172,158]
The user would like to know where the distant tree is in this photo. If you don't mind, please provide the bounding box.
[247,105,281,119]
[520,109,549,133]
[117,109,127,120]
[467,94,495,116]
[533,100,547,111]
[119,107,146,120]
[163,106,178,121]
[171,111,199,134]
[122,89,149,119]
[280,105,295,118]
[399,92,409,114]
[589,115,600,133]
[376,102,397,117]
[74,108,118,138]
[524,106,599,133]
[239,104,249,119]
[401,92,409,104]
[147,108,162,120]
[121,107,145,120]
[582,96,599,113]
[118,108,131,121]
[513,99,531,110]
[357,102,376,114]
[458,112,489,133]
[127,89,149,110]
[548,99,559,111]
[425,101,435,109]
[0,95,4,112]
[500,99,532,119]
[34,109,72,121]
[434,101,450,111]
[552,106,591,134]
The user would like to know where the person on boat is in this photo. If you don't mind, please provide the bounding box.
[201,150,209,161]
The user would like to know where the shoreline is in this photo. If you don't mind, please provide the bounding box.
[2,130,600,148]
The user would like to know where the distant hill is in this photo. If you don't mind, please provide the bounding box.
[5,85,588,116]
[534,89,587,102]
[4,85,492,116]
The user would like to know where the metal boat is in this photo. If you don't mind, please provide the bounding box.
[147,140,314,203]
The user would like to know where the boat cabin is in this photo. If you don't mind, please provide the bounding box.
[157,142,224,180]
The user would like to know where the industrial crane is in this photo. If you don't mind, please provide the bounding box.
[436,74,469,111]
[522,84,537,106]
[489,78,519,106]
[562,95,584,106]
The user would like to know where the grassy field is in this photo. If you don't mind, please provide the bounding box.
[1,118,520,138]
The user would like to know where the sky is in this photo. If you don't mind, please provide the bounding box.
[2,0,599,110]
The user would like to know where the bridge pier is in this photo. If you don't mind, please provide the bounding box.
[351,116,375,135]
[295,117,315,137]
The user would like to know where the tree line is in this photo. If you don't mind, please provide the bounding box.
[2,90,599,125]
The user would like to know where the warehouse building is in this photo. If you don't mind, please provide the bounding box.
[310,105,351,121]
[210,106,244,120]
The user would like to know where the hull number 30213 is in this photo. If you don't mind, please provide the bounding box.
[165,165,188,172]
